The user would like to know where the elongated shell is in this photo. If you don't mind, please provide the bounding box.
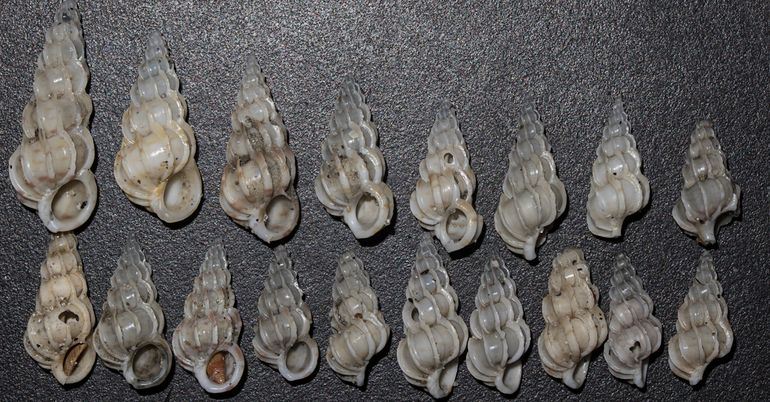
[172,242,244,393]
[668,251,733,385]
[411,103,482,252]
[253,246,319,381]
[672,121,740,244]
[92,240,172,389]
[538,248,607,389]
[24,233,96,384]
[315,80,394,238]
[220,56,299,242]
[327,251,390,386]
[466,256,531,394]
[587,100,650,238]
[114,32,202,223]
[397,234,468,398]
[603,254,661,388]
[8,1,97,233]
[494,105,566,260]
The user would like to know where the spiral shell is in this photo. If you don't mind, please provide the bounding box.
[114,32,202,223]
[8,1,97,233]
[315,80,394,238]
[24,233,96,384]
[668,251,733,385]
[494,105,565,260]
[92,240,172,389]
[397,234,468,398]
[253,246,319,381]
[466,256,531,394]
[172,242,244,393]
[220,56,299,242]
[538,248,607,389]
[672,121,740,245]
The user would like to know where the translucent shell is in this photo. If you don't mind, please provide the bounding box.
[8,1,97,233]
[92,240,172,389]
[466,256,531,394]
[252,246,319,382]
[219,56,299,242]
[668,251,733,385]
[24,233,96,384]
[494,105,565,260]
[114,32,202,223]
[672,121,740,245]
[411,103,482,253]
[397,234,468,398]
[315,80,394,238]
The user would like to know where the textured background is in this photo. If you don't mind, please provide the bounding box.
[1,0,768,400]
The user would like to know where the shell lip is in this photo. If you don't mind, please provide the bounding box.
[435,202,482,252]
[152,164,203,224]
[52,340,96,385]
[277,338,319,382]
[123,339,173,389]
[249,193,300,243]
[37,170,98,233]
[343,184,393,239]
[192,344,245,393]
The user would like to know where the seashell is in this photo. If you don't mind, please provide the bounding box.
[24,233,96,384]
[327,251,390,386]
[92,240,172,389]
[603,254,661,388]
[114,32,202,223]
[672,121,740,245]
[538,247,607,389]
[253,246,319,381]
[587,100,650,238]
[315,80,394,238]
[411,103,482,253]
[668,251,733,385]
[494,104,566,260]
[397,234,468,398]
[466,256,531,394]
[172,242,244,393]
[220,56,299,243]
[8,1,97,233]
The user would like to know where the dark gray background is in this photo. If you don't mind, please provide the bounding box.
[1,0,768,400]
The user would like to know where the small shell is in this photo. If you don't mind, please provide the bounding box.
[172,242,244,393]
[326,251,390,386]
[466,256,531,394]
[24,233,96,384]
[8,1,97,233]
[220,56,299,242]
[410,103,483,253]
[114,32,202,223]
[538,248,607,389]
[253,246,319,381]
[397,234,468,398]
[672,121,740,245]
[315,80,394,238]
[92,240,172,389]
[668,251,733,385]
[603,254,661,388]
[587,100,650,238]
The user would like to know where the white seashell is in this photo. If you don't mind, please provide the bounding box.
[253,246,319,381]
[603,254,661,388]
[172,242,244,393]
[24,233,96,384]
[466,256,531,394]
[92,240,172,389]
[220,56,299,242]
[397,234,468,398]
[326,251,390,386]
[8,1,97,233]
[315,80,394,238]
[114,32,202,223]
[494,105,566,260]
[538,248,607,389]
[411,103,482,253]
[587,100,650,238]
[668,251,733,385]
[672,121,740,245]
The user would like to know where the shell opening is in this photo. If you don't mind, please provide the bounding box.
[62,342,89,377]
[51,180,90,222]
[446,209,469,242]
[285,341,314,375]
[164,172,193,212]
[264,194,296,234]
[206,350,235,385]
[355,192,379,229]
[131,343,167,385]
